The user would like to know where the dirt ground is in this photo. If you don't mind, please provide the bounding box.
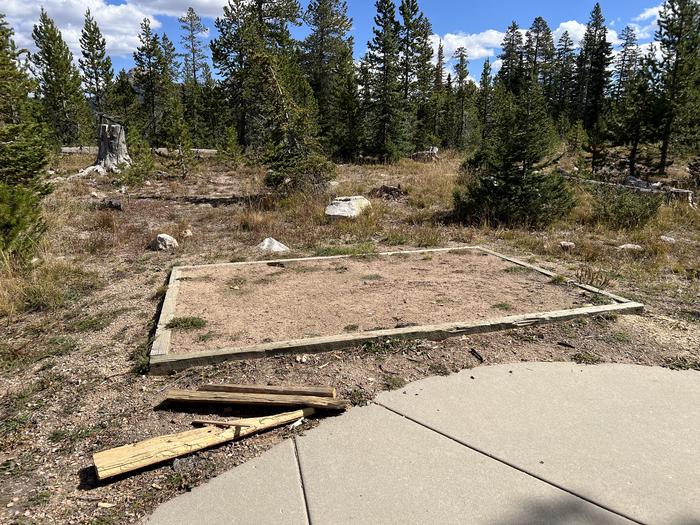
[0,152,698,524]
[169,249,590,355]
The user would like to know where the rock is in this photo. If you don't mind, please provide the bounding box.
[617,243,643,251]
[149,234,179,251]
[97,198,123,211]
[256,237,289,253]
[325,196,371,218]
[90,191,106,200]
[182,229,193,238]
[368,185,407,200]
[660,235,676,244]
[559,241,575,251]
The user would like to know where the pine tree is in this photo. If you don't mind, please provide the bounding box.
[655,0,700,173]
[79,9,113,114]
[476,59,493,145]
[133,18,165,142]
[179,7,208,145]
[0,14,49,258]
[552,31,577,125]
[575,3,612,131]
[107,69,138,128]
[431,41,445,140]
[497,22,525,94]
[301,0,354,153]
[453,47,470,148]
[455,80,571,228]
[327,43,361,158]
[612,26,641,106]
[364,0,407,161]
[524,16,555,106]
[31,8,92,145]
[411,14,434,149]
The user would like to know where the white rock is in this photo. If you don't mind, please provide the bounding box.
[325,196,371,218]
[149,234,179,251]
[256,237,289,253]
[182,229,193,238]
[660,235,676,244]
[559,241,575,251]
[617,243,643,251]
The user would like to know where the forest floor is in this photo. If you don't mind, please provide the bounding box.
[0,150,698,524]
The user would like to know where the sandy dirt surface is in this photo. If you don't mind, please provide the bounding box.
[169,249,593,354]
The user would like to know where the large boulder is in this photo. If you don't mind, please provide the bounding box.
[256,237,290,253]
[325,196,371,219]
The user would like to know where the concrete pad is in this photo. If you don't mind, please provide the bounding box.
[147,439,307,525]
[295,404,627,524]
[377,363,700,524]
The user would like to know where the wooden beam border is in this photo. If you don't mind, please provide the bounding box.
[149,246,642,374]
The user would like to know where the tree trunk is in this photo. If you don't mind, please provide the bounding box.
[96,122,131,171]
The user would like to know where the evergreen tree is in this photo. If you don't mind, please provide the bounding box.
[524,16,555,106]
[0,14,49,258]
[326,43,361,158]
[552,31,577,124]
[575,3,612,131]
[430,41,445,140]
[364,0,407,161]
[411,15,435,149]
[453,47,470,148]
[612,26,641,106]
[107,69,138,128]
[476,58,493,144]
[497,22,525,94]
[655,0,700,173]
[301,0,354,153]
[179,7,208,145]
[132,18,165,142]
[79,9,113,114]
[455,80,572,228]
[31,8,92,145]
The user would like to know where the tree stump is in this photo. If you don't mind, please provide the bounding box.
[96,122,131,171]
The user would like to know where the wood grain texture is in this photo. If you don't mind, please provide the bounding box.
[150,302,644,373]
[93,408,314,480]
[198,384,337,398]
[165,390,347,410]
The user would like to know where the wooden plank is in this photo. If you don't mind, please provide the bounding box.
[150,301,644,373]
[191,419,253,428]
[150,267,182,357]
[475,246,632,304]
[198,384,337,398]
[165,390,347,411]
[93,408,314,480]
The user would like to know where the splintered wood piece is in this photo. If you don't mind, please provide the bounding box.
[165,389,347,411]
[198,383,337,399]
[93,408,315,480]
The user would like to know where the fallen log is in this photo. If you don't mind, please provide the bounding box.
[198,384,337,398]
[165,390,347,411]
[93,408,314,480]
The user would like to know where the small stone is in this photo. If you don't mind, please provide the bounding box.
[97,502,115,509]
[90,191,106,200]
[325,196,371,218]
[182,229,193,238]
[559,241,575,251]
[256,237,289,253]
[149,234,179,251]
[660,235,676,244]
[617,243,643,251]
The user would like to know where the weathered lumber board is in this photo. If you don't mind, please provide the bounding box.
[198,384,337,398]
[150,301,644,373]
[93,408,314,480]
[191,418,252,428]
[165,390,347,410]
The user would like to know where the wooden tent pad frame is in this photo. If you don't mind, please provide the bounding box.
[149,246,643,374]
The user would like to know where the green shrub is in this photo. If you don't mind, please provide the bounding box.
[0,183,46,260]
[122,129,154,183]
[454,170,575,229]
[592,187,662,229]
[265,150,335,191]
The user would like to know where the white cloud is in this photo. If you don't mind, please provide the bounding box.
[553,20,587,47]
[5,0,159,59]
[430,29,505,62]
[634,5,662,22]
[130,0,225,19]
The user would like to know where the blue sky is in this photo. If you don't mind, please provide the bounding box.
[5,0,663,80]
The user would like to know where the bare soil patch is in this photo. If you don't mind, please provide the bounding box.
[168,249,592,355]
